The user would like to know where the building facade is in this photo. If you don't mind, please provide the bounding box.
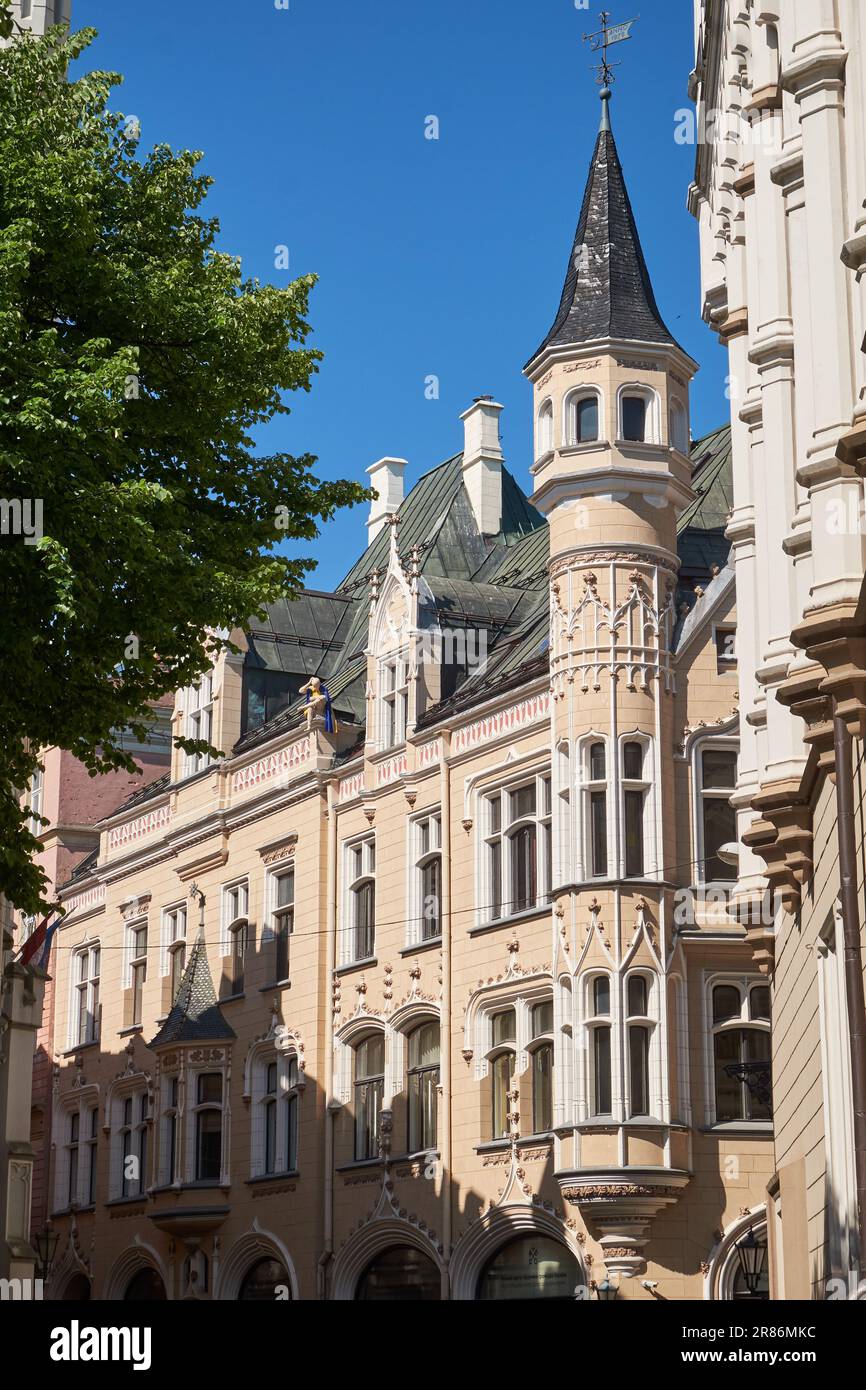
[43,92,775,1303]
[690,0,866,1299]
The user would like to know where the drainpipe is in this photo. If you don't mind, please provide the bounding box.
[832,702,866,1275]
[318,780,338,1299]
[439,735,453,1299]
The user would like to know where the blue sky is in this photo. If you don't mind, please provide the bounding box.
[73,0,724,591]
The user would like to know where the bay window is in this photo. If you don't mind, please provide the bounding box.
[483,774,551,923]
[711,982,772,1123]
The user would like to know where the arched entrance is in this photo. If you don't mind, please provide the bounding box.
[356,1245,441,1301]
[62,1273,91,1301]
[477,1235,581,1301]
[124,1267,167,1301]
[238,1257,291,1301]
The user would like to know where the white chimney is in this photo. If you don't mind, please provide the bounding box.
[366,457,407,545]
[460,397,504,537]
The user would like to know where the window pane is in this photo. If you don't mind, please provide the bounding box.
[512,784,536,821]
[492,1010,516,1046]
[593,1027,612,1113]
[750,986,771,1022]
[744,1029,772,1121]
[623,742,643,780]
[591,791,607,876]
[622,395,647,442]
[593,976,610,1016]
[532,1043,553,1133]
[629,1026,650,1116]
[355,1076,383,1160]
[196,1109,222,1181]
[713,985,741,1024]
[703,797,736,881]
[576,396,599,443]
[286,1092,299,1170]
[714,1029,743,1121]
[409,1064,439,1151]
[198,1072,222,1105]
[276,873,294,907]
[264,1099,277,1173]
[702,749,737,789]
[512,824,537,912]
[624,789,645,877]
[531,1001,553,1038]
[490,839,502,920]
[627,975,648,1017]
[590,742,605,781]
[492,1053,513,1139]
[488,795,501,834]
[421,857,442,940]
[357,1034,385,1080]
[409,1022,440,1069]
[354,881,375,960]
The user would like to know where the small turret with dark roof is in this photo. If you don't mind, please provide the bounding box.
[149,930,235,1049]
[527,93,682,367]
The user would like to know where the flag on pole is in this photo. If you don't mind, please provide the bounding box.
[605,19,637,46]
[19,914,59,969]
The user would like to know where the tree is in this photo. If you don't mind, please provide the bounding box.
[0,26,367,913]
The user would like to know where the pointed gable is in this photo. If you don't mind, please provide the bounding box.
[149,933,235,1049]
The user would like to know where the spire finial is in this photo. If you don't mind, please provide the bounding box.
[583,11,639,94]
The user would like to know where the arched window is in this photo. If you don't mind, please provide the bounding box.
[354,1033,385,1160]
[124,1268,166,1302]
[622,740,649,878]
[565,391,600,445]
[163,905,187,1002]
[626,972,654,1117]
[221,881,248,998]
[412,814,442,944]
[194,1072,223,1181]
[529,1000,554,1133]
[70,942,100,1048]
[118,1090,148,1198]
[670,398,689,454]
[477,1236,580,1301]
[587,975,612,1116]
[356,1246,441,1301]
[711,982,772,1123]
[238,1257,291,1301]
[256,1052,301,1176]
[346,837,376,964]
[622,394,648,442]
[407,1021,440,1152]
[536,400,554,458]
[488,1008,516,1139]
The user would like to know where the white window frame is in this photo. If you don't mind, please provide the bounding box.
[28,765,44,836]
[580,971,617,1121]
[577,735,612,882]
[187,1067,226,1186]
[618,733,656,880]
[69,941,101,1049]
[161,904,188,995]
[125,919,148,1027]
[221,879,250,996]
[110,1085,149,1200]
[616,382,661,445]
[536,398,554,458]
[183,673,214,776]
[342,835,376,966]
[250,1047,301,1178]
[158,1071,181,1188]
[563,386,602,447]
[265,866,294,985]
[553,740,572,891]
[407,811,442,947]
[669,395,689,454]
[480,772,552,926]
[623,969,660,1119]
[703,973,772,1128]
[379,654,409,750]
[53,1091,99,1213]
[692,736,739,887]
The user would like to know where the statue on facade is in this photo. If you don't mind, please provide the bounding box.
[298,676,338,733]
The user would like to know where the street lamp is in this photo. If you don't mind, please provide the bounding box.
[34,1219,60,1283]
[735,1227,767,1297]
[595,1277,618,1302]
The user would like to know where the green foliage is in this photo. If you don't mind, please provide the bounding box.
[0,27,367,913]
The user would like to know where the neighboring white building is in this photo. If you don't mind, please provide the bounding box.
[690,0,866,1298]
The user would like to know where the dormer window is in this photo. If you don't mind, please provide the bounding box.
[184,674,214,776]
[381,657,408,748]
[565,390,600,445]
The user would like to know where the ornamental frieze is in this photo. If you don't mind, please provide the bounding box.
[232,735,313,794]
[451,692,550,755]
[107,803,171,852]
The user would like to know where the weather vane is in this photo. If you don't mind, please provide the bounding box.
[583,10,639,90]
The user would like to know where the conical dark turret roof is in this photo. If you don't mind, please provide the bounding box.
[149,931,235,1048]
[528,94,682,365]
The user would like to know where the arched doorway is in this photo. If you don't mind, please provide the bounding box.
[238,1257,291,1301]
[124,1267,167,1301]
[477,1235,581,1301]
[356,1246,441,1301]
[62,1273,91,1301]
